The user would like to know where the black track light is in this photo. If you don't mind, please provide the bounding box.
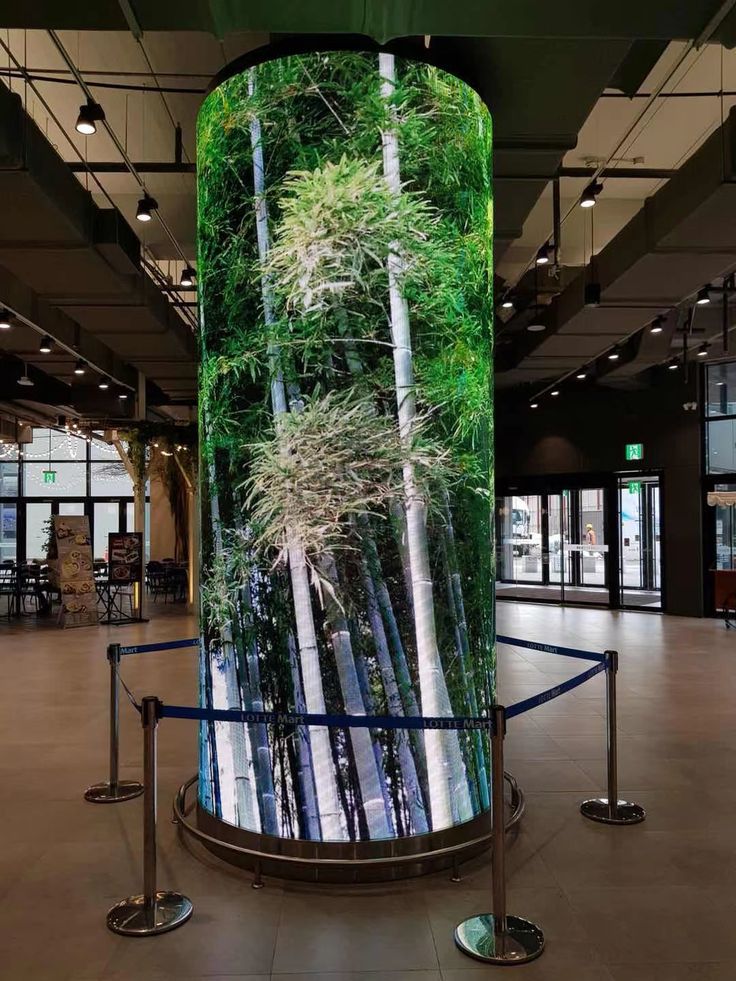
[535,243,551,266]
[580,181,603,209]
[39,336,53,354]
[73,359,87,375]
[98,375,110,390]
[650,315,665,334]
[697,344,708,358]
[75,97,106,136]
[696,286,711,306]
[0,307,11,330]
[136,194,158,222]
[180,265,196,288]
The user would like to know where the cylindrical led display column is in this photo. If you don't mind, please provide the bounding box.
[196,48,494,880]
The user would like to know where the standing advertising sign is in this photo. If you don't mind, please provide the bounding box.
[101,531,144,624]
[52,515,98,628]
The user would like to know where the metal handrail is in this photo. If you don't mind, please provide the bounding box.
[172,770,524,870]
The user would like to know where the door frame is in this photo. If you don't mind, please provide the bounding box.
[498,470,665,611]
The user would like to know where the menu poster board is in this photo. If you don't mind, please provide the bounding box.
[108,532,143,586]
[53,515,98,629]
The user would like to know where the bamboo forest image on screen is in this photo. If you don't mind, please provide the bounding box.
[197,51,494,843]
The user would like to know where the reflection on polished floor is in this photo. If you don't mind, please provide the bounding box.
[1,602,735,980]
[497,583,662,608]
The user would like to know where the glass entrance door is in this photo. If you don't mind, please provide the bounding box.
[618,475,662,609]
[497,486,609,605]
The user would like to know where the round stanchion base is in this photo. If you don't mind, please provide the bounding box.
[107,891,193,936]
[84,780,144,804]
[580,797,646,825]
[454,914,545,965]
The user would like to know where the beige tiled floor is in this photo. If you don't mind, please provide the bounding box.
[0,601,733,980]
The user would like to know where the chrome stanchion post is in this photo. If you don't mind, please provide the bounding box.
[580,650,645,825]
[454,706,544,964]
[85,644,144,803]
[107,696,193,936]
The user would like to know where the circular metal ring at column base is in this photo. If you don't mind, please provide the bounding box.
[107,892,193,936]
[84,780,144,803]
[580,797,646,825]
[454,913,545,964]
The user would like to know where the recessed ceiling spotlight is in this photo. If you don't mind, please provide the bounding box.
[550,389,560,397]
[98,375,110,390]
[0,307,12,330]
[696,286,711,305]
[535,243,551,265]
[580,180,603,208]
[73,359,87,375]
[75,97,106,136]
[136,193,158,222]
[39,335,53,354]
[180,265,196,288]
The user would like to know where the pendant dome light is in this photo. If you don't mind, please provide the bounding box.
[580,180,603,208]
[696,286,711,305]
[535,243,551,265]
[39,336,53,354]
[98,376,110,390]
[75,97,106,136]
[136,194,158,222]
[0,307,12,330]
[74,359,87,375]
[17,363,33,387]
[180,265,196,288]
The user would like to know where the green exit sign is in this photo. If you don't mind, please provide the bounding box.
[625,443,644,461]
[628,481,642,494]
[42,469,56,485]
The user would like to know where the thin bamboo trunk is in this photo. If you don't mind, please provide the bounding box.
[208,460,261,831]
[379,52,472,828]
[318,554,392,838]
[440,489,490,810]
[239,577,280,833]
[288,632,322,840]
[359,550,428,833]
[248,68,345,840]
[353,637,396,834]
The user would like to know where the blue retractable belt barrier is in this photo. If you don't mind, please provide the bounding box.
[496,634,607,664]
[505,660,607,719]
[118,638,199,656]
[159,703,497,733]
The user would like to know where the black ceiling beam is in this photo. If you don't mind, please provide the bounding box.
[67,161,195,174]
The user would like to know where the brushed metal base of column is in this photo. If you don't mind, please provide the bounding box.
[84,780,144,803]
[454,913,545,964]
[107,892,193,936]
[580,797,646,825]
